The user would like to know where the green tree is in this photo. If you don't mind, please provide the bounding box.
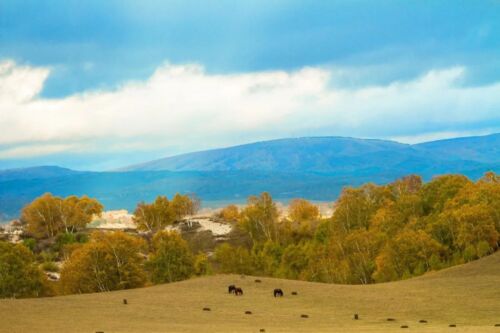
[214,243,253,274]
[0,242,51,298]
[278,243,310,279]
[146,231,194,283]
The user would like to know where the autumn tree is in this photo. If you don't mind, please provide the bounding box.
[133,194,198,233]
[217,204,240,223]
[373,230,444,282]
[60,231,147,294]
[171,193,199,220]
[288,198,320,223]
[146,231,194,283]
[21,193,103,239]
[133,196,174,233]
[331,184,387,234]
[211,172,499,285]
[421,175,471,214]
[0,242,51,298]
[284,199,317,238]
[239,192,279,243]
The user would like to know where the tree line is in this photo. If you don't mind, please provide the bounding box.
[214,172,499,284]
[0,172,498,298]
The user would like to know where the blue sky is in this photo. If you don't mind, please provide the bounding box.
[0,0,499,170]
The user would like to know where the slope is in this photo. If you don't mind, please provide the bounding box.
[0,251,499,333]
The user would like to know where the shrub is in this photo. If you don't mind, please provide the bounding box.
[0,242,52,298]
[146,231,195,283]
[41,261,60,272]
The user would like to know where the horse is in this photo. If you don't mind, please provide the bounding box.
[228,285,236,294]
[234,287,243,296]
[274,288,284,297]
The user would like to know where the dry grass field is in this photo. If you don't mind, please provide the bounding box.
[1,252,499,333]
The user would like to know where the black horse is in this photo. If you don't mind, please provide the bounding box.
[228,285,236,294]
[234,287,243,296]
[274,288,284,297]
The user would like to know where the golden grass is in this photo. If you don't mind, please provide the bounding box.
[1,252,499,333]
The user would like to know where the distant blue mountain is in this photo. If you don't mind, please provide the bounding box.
[0,134,498,219]
[124,134,500,173]
[0,166,79,182]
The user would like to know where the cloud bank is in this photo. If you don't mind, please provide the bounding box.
[0,59,499,163]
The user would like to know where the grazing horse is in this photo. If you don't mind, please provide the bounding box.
[228,285,236,294]
[234,287,243,296]
[274,288,284,297]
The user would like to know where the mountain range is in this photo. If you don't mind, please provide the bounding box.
[1,133,499,220]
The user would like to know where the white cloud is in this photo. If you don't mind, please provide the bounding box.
[0,59,499,160]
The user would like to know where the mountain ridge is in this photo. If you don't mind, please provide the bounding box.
[122,133,500,172]
[1,133,498,219]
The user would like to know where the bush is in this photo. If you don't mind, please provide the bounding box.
[41,261,60,272]
[194,253,212,276]
[0,242,52,298]
[214,243,253,274]
[60,231,147,294]
[146,231,194,284]
[22,238,36,252]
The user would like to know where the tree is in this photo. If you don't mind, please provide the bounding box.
[59,195,103,233]
[60,232,147,294]
[194,253,212,276]
[217,204,240,223]
[146,231,194,283]
[239,192,279,243]
[252,240,283,276]
[278,243,310,280]
[214,243,253,274]
[133,194,198,233]
[373,230,444,282]
[133,196,175,233]
[171,193,199,221]
[331,184,386,234]
[22,193,103,239]
[288,199,320,223]
[0,242,51,298]
[421,175,471,214]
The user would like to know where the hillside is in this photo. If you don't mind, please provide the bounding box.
[124,133,500,172]
[0,251,499,333]
[414,133,500,163]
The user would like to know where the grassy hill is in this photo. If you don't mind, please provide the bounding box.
[1,252,499,333]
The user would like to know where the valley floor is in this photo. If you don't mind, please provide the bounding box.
[0,252,499,333]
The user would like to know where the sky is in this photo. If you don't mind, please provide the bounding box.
[0,0,499,170]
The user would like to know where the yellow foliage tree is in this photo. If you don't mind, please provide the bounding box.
[217,204,240,223]
[60,231,147,294]
[239,192,279,243]
[22,193,103,239]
